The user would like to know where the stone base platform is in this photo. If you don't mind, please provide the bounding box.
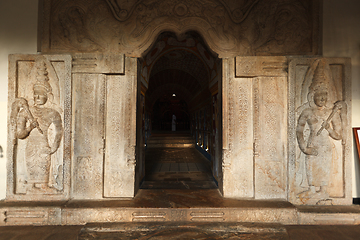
[1,189,360,226]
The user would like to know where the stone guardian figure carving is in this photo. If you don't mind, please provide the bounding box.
[296,60,345,205]
[12,61,63,193]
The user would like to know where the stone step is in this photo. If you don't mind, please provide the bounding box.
[2,189,360,227]
[147,134,195,148]
[148,137,193,142]
[140,180,218,189]
[147,143,195,148]
[146,131,195,149]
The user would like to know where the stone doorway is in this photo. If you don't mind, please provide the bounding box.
[136,32,222,190]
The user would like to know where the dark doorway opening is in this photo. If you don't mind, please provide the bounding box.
[138,31,222,190]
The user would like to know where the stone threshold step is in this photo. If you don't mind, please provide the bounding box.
[140,180,218,189]
[0,206,299,226]
[1,188,360,226]
[147,139,194,144]
[147,143,195,148]
[1,204,360,226]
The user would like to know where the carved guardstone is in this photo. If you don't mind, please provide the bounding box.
[7,54,72,201]
[288,57,352,205]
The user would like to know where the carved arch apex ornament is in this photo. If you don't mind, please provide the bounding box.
[105,0,260,24]
[123,22,250,58]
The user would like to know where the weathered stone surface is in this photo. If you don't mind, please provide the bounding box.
[78,222,290,240]
[222,58,254,198]
[2,189,360,227]
[0,225,83,240]
[7,54,72,201]
[222,56,288,200]
[72,53,125,74]
[104,57,137,198]
[5,1,354,230]
[2,207,62,225]
[2,223,360,240]
[40,0,320,58]
[254,75,287,199]
[72,73,106,199]
[288,57,352,205]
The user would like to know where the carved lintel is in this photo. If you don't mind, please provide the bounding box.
[236,56,288,77]
[72,53,125,74]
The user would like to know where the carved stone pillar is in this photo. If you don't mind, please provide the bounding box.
[71,53,137,199]
[103,57,137,198]
[222,58,254,198]
[222,56,288,199]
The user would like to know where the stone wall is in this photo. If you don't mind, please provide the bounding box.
[3,0,355,205]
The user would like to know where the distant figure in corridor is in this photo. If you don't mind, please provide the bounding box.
[172,114,176,131]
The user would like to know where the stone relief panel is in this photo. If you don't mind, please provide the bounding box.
[254,76,288,199]
[222,58,254,198]
[228,56,288,200]
[41,0,320,57]
[288,58,352,205]
[72,73,106,199]
[222,56,289,199]
[104,57,137,198]
[7,55,71,201]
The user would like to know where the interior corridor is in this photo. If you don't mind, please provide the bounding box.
[141,131,217,189]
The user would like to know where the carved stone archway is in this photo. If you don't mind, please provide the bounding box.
[41,0,320,58]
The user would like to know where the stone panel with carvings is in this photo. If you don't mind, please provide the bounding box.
[104,57,138,198]
[72,74,106,199]
[222,58,254,198]
[41,0,320,57]
[255,76,287,199]
[288,57,352,205]
[225,56,288,200]
[7,54,71,201]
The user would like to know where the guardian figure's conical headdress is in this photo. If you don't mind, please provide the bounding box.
[33,60,52,94]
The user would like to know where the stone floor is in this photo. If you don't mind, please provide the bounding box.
[1,223,360,239]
